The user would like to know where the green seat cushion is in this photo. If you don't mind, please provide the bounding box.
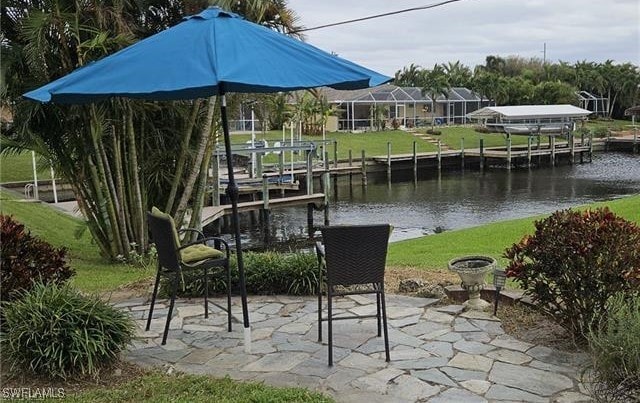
[151,206,180,247]
[181,244,225,263]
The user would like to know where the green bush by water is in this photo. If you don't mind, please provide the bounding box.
[1,282,135,379]
[587,293,640,402]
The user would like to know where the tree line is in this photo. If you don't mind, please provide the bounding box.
[394,56,639,118]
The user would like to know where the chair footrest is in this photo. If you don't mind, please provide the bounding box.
[320,313,379,322]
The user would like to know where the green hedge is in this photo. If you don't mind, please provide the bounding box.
[162,251,321,297]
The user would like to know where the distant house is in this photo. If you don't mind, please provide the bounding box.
[466,105,592,135]
[314,84,493,131]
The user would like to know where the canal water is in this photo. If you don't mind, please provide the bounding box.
[219,152,640,249]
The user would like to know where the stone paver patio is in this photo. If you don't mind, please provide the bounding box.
[117,294,592,402]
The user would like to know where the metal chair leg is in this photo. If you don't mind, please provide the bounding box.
[226,262,232,332]
[376,285,382,337]
[380,288,390,362]
[327,287,333,366]
[162,274,180,346]
[318,268,323,342]
[204,267,209,319]
[146,266,162,331]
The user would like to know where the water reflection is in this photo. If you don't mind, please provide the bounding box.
[213,152,640,248]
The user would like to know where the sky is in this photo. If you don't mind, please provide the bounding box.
[287,0,640,76]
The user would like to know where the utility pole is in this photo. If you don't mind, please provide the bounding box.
[542,42,546,64]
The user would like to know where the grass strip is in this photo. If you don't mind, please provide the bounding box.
[387,194,640,270]
[64,372,333,403]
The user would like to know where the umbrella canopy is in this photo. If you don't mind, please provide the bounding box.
[23,6,391,352]
[24,7,390,103]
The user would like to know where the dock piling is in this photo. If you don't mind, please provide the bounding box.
[527,137,532,167]
[306,151,313,195]
[333,140,338,168]
[506,137,512,170]
[361,150,367,186]
[387,142,392,178]
[437,140,442,171]
[479,138,484,171]
[569,133,575,164]
[460,138,465,170]
[413,141,418,174]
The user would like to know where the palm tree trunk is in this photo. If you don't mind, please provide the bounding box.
[89,106,124,258]
[166,99,203,213]
[175,96,217,226]
[188,124,218,232]
[98,131,131,255]
[126,103,146,252]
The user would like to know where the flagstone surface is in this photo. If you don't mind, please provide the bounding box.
[117,295,591,402]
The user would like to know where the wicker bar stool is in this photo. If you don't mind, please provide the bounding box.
[316,224,392,366]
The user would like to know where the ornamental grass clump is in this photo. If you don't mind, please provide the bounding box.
[1,282,135,379]
[586,293,640,402]
[504,207,640,341]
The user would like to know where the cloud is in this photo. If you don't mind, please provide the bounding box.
[288,0,640,75]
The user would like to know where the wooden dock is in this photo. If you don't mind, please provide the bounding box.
[606,135,639,152]
[369,138,593,170]
[202,193,325,225]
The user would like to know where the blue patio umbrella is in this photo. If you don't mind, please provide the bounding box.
[24,6,391,350]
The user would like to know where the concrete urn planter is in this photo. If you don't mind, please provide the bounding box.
[448,255,496,311]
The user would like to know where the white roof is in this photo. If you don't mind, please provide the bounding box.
[467,105,592,120]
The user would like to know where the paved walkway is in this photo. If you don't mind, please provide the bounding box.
[117,294,592,402]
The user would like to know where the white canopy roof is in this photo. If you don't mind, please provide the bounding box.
[467,105,592,120]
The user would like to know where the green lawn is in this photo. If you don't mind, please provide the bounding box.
[65,372,333,403]
[231,127,547,165]
[0,151,51,183]
[431,126,546,149]
[231,130,437,161]
[0,190,153,293]
[584,118,633,132]
[387,194,640,271]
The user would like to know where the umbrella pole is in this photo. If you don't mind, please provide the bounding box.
[220,92,251,352]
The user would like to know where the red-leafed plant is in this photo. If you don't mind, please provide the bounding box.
[1,215,74,303]
[504,207,640,340]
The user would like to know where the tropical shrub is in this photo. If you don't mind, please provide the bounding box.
[504,207,640,340]
[0,215,74,303]
[1,282,135,379]
[592,126,610,138]
[164,251,321,297]
[587,293,640,402]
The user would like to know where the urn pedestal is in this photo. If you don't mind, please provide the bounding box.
[448,256,496,311]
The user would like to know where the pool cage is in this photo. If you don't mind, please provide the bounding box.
[318,84,493,131]
[576,91,609,117]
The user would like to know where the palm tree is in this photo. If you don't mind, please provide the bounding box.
[442,61,472,88]
[419,65,450,132]
[394,63,423,87]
